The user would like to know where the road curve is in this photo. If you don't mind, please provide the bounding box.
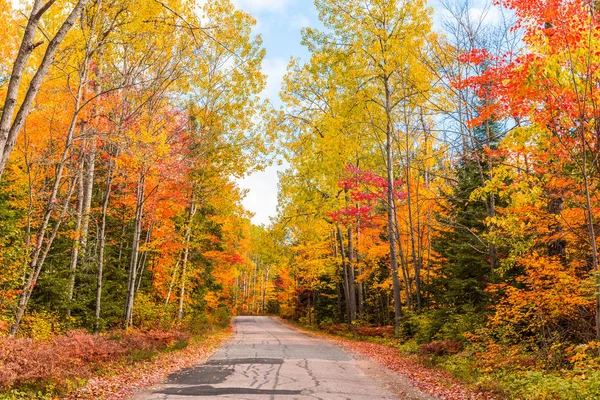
[137,316,399,399]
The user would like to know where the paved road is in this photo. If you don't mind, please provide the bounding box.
[139,316,399,399]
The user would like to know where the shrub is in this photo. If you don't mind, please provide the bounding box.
[353,325,394,338]
[19,311,67,340]
[210,307,231,329]
[187,313,211,335]
[0,319,9,336]
[279,303,295,320]
[418,340,463,356]
[0,329,190,390]
[321,324,348,334]
[398,339,420,354]
[318,317,335,328]
[497,369,600,400]
[168,338,189,352]
[132,292,174,330]
[399,308,486,344]
[566,341,600,371]
[400,310,443,344]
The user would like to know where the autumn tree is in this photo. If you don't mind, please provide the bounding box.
[279,0,438,332]
[0,0,92,178]
[460,0,600,344]
[0,0,272,336]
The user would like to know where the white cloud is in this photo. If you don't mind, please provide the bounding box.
[469,5,503,26]
[261,57,288,103]
[290,14,311,29]
[236,165,282,225]
[233,0,294,13]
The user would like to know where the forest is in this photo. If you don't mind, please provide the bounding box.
[1,0,600,398]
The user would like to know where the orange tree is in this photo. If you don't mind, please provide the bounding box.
[460,0,600,351]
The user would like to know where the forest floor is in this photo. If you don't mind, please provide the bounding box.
[279,319,500,400]
[0,326,232,400]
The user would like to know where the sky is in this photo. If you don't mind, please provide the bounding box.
[233,0,317,226]
[233,0,501,226]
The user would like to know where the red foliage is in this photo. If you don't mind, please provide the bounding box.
[457,48,493,65]
[353,325,395,338]
[0,329,189,389]
[321,324,394,338]
[329,164,406,227]
[418,340,464,356]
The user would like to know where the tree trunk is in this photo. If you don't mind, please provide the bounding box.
[135,223,153,295]
[9,52,91,335]
[332,232,344,323]
[9,170,80,335]
[547,197,566,258]
[336,225,353,324]
[393,216,413,310]
[406,176,422,310]
[384,76,403,334]
[165,259,181,307]
[66,160,86,317]
[177,198,197,323]
[252,259,258,314]
[347,226,357,321]
[67,138,97,319]
[95,148,115,333]
[80,141,96,259]
[264,266,270,314]
[124,171,145,328]
[356,226,364,317]
[485,120,498,273]
[580,131,600,342]
[242,273,247,313]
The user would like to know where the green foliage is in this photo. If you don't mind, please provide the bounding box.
[399,309,485,344]
[432,154,495,314]
[0,179,27,318]
[0,388,54,400]
[127,348,156,363]
[266,299,280,315]
[397,339,419,354]
[167,338,189,352]
[186,314,212,335]
[210,307,232,329]
[495,370,600,400]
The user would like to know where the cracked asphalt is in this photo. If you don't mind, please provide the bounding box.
[137,316,399,399]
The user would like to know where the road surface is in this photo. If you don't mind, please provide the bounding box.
[137,316,402,399]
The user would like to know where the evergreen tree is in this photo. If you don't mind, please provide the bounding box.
[433,157,492,313]
[431,121,504,315]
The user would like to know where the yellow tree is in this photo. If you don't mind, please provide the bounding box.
[281,0,436,331]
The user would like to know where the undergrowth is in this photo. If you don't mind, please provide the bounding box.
[0,314,230,399]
